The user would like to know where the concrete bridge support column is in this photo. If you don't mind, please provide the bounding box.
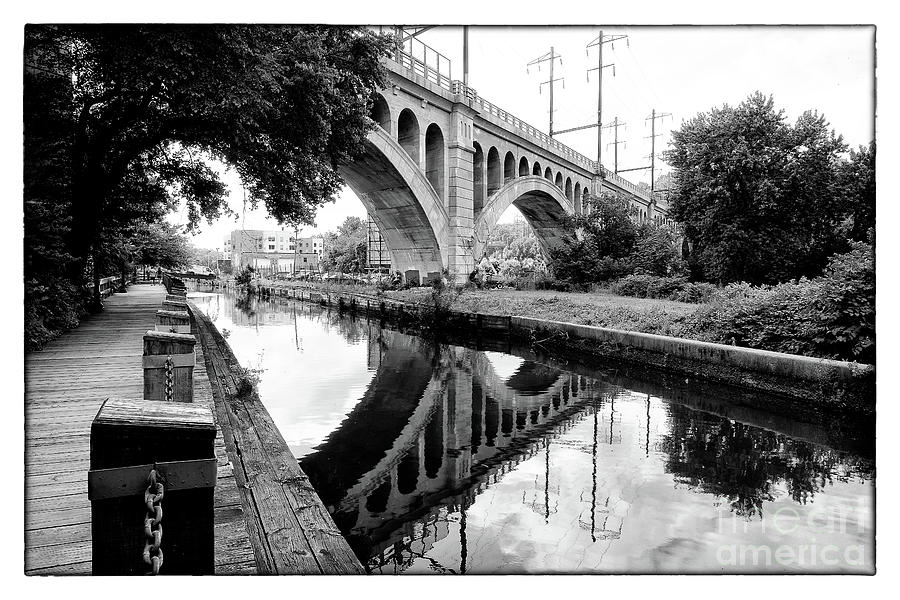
[446,353,474,483]
[446,104,478,283]
[591,174,605,199]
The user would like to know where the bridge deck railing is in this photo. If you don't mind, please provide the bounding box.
[387,49,652,203]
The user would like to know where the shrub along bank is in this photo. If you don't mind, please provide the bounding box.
[259,242,873,367]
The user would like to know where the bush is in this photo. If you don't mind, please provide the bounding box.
[24,276,85,351]
[609,274,720,305]
[685,243,875,363]
[669,282,718,304]
[234,265,255,287]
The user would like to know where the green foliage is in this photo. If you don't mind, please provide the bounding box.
[234,265,255,286]
[550,192,683,285]
[24,25,390,349]
[24,48,84,350]
[684,243,874,363]
[321,215,367,273]
[132,223,192,269]
[838,142,875,243]
[665,92,866,284]
[629,223,686,277]
[610,275,717,304]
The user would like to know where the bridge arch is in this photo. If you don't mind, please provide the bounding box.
[565,177,573,201]
[532,161,542,176]
[473,175,575,260]
[503,151,516,183]
[425,123,445,202]
[370,93,391,133]
[554,171,563,190]
[574,182,582,213]
[518,156,529,177]
[397,109,420,166]
[544,166,552,181]
[487,146,501,195]
[338,126,448,276]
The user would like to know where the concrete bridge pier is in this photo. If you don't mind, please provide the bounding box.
[446,104,478,282]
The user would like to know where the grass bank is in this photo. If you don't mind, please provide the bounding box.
[256,279,711,340]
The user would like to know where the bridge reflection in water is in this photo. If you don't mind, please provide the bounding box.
[192,291,874,574]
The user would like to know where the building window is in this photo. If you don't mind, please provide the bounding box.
[289,245,295,250]
[303,257,307,263]
[268,236,275,241]
[268,244,275,250]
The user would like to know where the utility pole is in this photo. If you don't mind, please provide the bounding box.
[463,26,469,87]
[293,225,299,273]
[527,47,563,136]
[586,31,628,177]
[645,109,671,193]
[602,117,626,173]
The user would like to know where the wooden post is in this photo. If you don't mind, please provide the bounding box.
[155,310,191,334]
[162,299,188,312]
[90,398,217,575]
[143,331,196,403]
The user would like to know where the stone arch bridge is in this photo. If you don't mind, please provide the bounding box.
[340,48,676,283]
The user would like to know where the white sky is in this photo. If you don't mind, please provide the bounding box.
[173,25,874,251]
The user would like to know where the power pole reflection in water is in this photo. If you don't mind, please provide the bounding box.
[459,495,468,575]
[646,394,651,457]
[591,398,598,542]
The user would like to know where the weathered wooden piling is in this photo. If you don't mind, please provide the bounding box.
[89,398,217,575]
[155,309,191,334]
[162,299,188,311]
[143,331,196,403]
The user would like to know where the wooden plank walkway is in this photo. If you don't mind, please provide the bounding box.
[25,284,256,575]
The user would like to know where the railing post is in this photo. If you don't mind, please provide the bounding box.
[143,331,196,403]
[155,310,191,334]
[162,299,188,312]
[89,398,217,575]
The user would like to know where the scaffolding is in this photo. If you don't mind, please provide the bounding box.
[367,215,391,273]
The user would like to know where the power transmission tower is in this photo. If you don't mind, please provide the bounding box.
[602,117,627,173]
[527,47,564,136]
[586,31,628,178]
[645,108,672,193]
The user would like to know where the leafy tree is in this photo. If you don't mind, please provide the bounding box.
[188,246,223,269]
[839,142,875,243]
[630,223,685,277]
[550,192,639,284]
[24,25,391,346]
[665,92,861,284]
[321,215,368,273]
[132,223,193,270]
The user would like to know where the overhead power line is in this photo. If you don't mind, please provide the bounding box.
[526,47,564,136]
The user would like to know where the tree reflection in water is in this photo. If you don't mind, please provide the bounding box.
[659,403,872,518]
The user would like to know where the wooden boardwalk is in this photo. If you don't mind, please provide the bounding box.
[25,284,256,575]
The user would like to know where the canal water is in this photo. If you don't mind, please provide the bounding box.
[191,290,875,574]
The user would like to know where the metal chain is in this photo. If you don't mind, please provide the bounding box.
[142,468,165,575]
[164,355,174,402]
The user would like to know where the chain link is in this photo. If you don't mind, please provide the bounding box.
[164,355,174,402]
[142,468,165,575]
